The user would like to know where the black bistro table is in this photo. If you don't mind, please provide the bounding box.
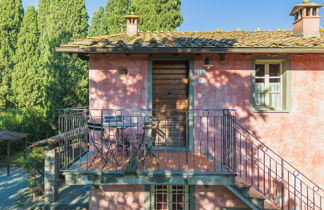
[103,122,138,140]
[0,131,29,176]
[103,122,138,158]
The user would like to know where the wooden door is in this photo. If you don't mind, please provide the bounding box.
[152,61,189,147]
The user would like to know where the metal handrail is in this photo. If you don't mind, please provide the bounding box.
[235,122,323,192]
[234,120,323,209]
[58,108,236,111]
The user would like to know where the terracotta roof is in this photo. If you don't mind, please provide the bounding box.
[60,31,324,49]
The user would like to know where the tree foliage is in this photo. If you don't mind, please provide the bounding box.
[132,0,183,31]
[105,0,131,34]
[11,6,42,108]
[0,0,184,198]
[0,0,24,108]
[89,6,109,36]
[1,0,184,124]
[91,0,183,35]
[38,0,89,127]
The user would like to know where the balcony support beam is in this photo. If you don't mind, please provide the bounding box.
[63,171,235,186]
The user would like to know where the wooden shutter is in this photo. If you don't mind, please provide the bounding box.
[152,61,189,147]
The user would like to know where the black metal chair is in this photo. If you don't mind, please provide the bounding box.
[104,116,131,156]
[88,122,119,168]
[136,117,165,166]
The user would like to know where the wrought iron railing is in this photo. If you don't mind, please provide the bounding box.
[56,108,323,209]
[57,108,88,170]
[234,121,323,210]
[57,108,236,174]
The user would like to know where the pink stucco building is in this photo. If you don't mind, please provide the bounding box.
[55,1,324,209]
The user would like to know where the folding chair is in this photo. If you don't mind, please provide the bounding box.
[105,115,131,156]
[88,122,119,168]
[136,117,165,166]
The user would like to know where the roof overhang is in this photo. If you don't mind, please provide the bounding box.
[56,47,324,55]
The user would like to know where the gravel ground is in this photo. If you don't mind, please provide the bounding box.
[0,167,28,209]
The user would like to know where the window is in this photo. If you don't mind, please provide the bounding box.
[253,60,289,111]
[151,185,189,210]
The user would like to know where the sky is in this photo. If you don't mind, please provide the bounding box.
[22,0,324,31]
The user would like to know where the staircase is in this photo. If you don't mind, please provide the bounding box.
[226,112,324,210]
[226,177,280,210]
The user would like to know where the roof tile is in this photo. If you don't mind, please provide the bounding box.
[60,31,324,49]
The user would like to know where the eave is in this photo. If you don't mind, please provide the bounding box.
[56,47,324,55]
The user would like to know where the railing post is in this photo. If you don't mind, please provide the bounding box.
[100,109,104,170]
[44,146,59,203]
[221,109,237,172]
[222,110,227,169]
[185,110,189,173]
[281,159,285,210]
[232,113,237,173]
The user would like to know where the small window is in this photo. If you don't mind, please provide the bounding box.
[253,60,288,111]
[151,185,189,210]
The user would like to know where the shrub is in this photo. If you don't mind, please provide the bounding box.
[18,147,45,196]
[0,107,55,158]
[0,107,56,197]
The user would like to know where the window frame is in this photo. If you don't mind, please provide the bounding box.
[150,185,190,210]
[251,59,291,112]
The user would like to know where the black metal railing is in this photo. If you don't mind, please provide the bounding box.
[57,108,236,174]
[56,108,323,210]
[234,121,323,210]
[57,108,88,170]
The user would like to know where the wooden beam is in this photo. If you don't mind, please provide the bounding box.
[28,128,87,149]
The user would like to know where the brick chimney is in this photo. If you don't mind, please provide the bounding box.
[290,1,323,37]
[125,15,139,36]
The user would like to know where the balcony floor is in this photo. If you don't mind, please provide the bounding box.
[67,150,225,173]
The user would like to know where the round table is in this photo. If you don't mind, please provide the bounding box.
[103,122,138,139]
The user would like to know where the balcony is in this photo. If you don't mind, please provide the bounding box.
[56,108,237,185]
[54,108,323,209]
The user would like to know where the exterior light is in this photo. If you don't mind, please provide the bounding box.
[117,66,128,79]
[204,57,213,70]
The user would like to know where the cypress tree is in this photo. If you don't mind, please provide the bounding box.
[132,0,183,31]
[0,0,24,108]
[11,6,41,108]
[89,6,109,36]
[157,0,183,31]
[38,0,89,127]
[105,0,131,34]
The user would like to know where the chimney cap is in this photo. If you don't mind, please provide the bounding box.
[125,15,140,19]
[290,1,323,16]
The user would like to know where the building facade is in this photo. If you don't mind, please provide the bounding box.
[55,1,324,210]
